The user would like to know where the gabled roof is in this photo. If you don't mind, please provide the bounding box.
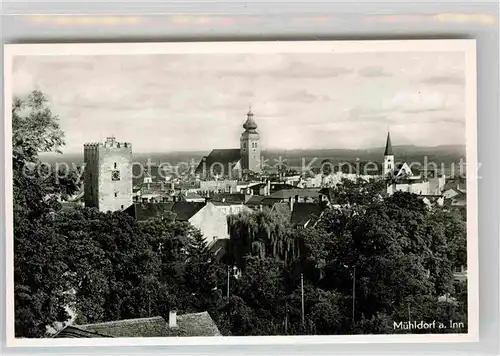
[54,312,221,338]
[291,203,325,227]
[125,202,205,222]
[195,149,241,175]
[245,195,265,206]
[171,202,206,221]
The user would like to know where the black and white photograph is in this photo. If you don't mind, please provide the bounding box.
[4,40,478,346]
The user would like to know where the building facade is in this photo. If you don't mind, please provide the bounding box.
[83,136,133,212]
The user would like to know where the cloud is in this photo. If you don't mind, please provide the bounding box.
[275,89,328,104]
[385,91,448,113]
[421,75,464,85]
[358,66,392,77]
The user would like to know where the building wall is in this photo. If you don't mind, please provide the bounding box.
[200,180,237,193]
[215,204,251,216]
[188,202,229,245]
[83,143,100,208]
[240,132,261,173]
[388,181,431,195]
[384,154,395,176]
[84,137,133,212]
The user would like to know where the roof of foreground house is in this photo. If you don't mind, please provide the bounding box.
[54,312,221,338]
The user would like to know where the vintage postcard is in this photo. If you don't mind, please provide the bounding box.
[4,40,478,347]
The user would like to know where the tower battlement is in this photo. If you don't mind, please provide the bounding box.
[83,136,133,213]
[84,138,132,150]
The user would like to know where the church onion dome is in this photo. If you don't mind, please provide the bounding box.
[243,108,258,132]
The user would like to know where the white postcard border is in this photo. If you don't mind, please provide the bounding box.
[3,39,478,347]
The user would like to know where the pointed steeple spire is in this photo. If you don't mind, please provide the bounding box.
[384,132,393,156]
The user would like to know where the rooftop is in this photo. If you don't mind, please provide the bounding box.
[290,203,326,226]
[126,201,206,222]
[54,312,221,338]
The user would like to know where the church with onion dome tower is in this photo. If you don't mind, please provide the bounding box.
[239,107,261,173]
[195,108,262,179]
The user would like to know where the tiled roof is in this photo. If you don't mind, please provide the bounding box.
[271,202,292,218]
[195,149,241,175]
[210,193,247,204]
[52,325,111,338]
[171,202,206,221]
[54,312,221,338]
[125,202,205,222]
[270,188,321,199]
[245,195,265,206]
[291,203,325,226]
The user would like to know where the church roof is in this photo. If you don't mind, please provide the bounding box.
[384,132,393,156]
[195,149,241,175]
[54,312,221,338]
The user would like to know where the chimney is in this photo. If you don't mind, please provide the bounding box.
[168,310,177,328]
[289,197,294,212]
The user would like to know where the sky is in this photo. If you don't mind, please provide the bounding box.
[12,51,466,154]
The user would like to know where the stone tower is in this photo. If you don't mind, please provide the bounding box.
[83,136,133,212]
[383,132,395,177]
[240,108,261,173]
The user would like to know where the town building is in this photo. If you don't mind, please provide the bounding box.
[196,108,261,179]
[83,136,133,212]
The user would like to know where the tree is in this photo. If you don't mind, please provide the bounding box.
[13,91,79,337]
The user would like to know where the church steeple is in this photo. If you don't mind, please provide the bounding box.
[240,107,261,173]
[384,132,393,156]
[383,131,395,177]
[243,107,258,132]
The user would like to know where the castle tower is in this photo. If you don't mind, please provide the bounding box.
[383,132,394,177]
[240,107,261,173]
[83,136,133,212]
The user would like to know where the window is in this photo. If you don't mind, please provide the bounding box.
[112,170,120,181]
[243,142,246,149]
[121,205,124,209]
[114,192,118,198]
[255,142,257,148]
[388,164,391,169]
[114,162,117,169]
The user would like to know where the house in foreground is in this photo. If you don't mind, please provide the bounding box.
[53,311,221,338]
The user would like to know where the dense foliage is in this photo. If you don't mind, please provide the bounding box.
[13,91,467,338]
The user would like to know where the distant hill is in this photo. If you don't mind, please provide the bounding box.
[38,144,466,184]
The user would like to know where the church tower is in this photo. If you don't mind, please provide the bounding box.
[240,107,261,173]
[383,132,394,177]
[83,136,133,212]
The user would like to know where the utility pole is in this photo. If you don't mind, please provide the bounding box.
[227,266,231,299]
[284,302,288,334]
[301,273,305,328]
[352,266,356,325]
[148,293,151,317]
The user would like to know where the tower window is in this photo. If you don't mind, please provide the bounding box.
[112,170,120,181]
[388,164,392,169]
[114,192,118,198]
[114,162,117,169]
